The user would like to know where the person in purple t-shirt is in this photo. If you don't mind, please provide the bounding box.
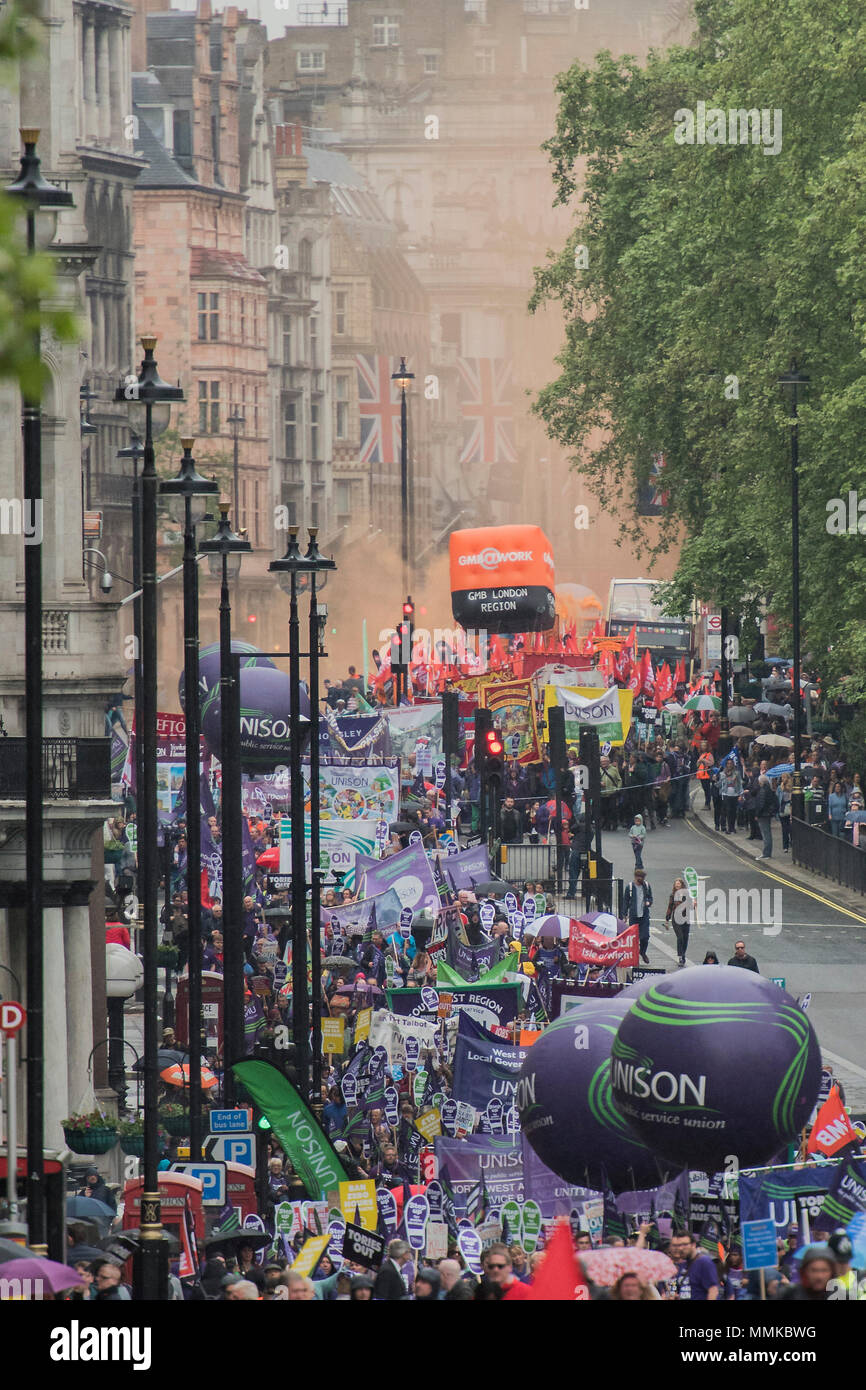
[674,1232,721,1300]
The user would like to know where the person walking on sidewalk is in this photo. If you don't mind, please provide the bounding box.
[754,775,779,860]
[624,868,653,964]
[721,763,743,834]
[628,814,647,869]
[664,876,693,966]
[778,773,793,851]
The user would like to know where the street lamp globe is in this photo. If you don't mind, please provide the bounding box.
[116,336,183,437]
[200,501,251,579]
[5,128,73,247]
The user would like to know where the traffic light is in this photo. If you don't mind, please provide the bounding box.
[402,596,415,620]
[484,727,504,778]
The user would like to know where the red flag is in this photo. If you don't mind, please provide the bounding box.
[640,649,655,698]
[673,657,686,687]
[624,623,636,653]
[806,1086,859,1157]
[527,1220,590,1301]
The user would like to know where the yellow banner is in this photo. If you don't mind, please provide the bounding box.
[354,1007,372,1044]
[339,1178,378,1231]
[414,1107,442,1141]
[291,1233,330,1276]
[321,1016,345,1055]
[542,684,634,748]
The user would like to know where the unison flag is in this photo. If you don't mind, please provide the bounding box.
[233,1058,350,1198]
[821,1156,866,1229]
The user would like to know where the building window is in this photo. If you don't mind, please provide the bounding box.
[284,397,297,457]
[310,401,320,459]
[197,292,219,341]
[173,109,192,159]
[334,374,349,440]
[310,315,319,368]
[198,380,220,434]
[422,52,439,75]
[299,240,312,274]
[474,47,495,75]
[333,290,348,336]
[335,478,351,518]
[281,493,298,526]
[372,15,400,46]
[282,314,293,363]
[240,296,246,343]
[253,385,259,436]
[311,499,319,528]
[253,479,260,546]
[297,49,326,71]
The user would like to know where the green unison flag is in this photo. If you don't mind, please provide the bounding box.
[232,1058,350,1198]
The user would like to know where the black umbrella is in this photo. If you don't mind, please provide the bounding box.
[133,1047,189,1072]
[205,1229,270,1256]
[470,879,512,897]
[102,1230,180,1258]
[389,821,416,836]
[65,1245,106,1265]
[0,1237,40,1262]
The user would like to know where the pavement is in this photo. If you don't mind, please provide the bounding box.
[598,791,866,1110]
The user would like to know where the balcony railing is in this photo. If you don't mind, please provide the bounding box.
[0,737,112,800]
[90,472,135,507]
[298,3,347,22]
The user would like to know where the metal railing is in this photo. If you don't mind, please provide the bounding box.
[0,737,112,800]
[791,815,866,894]
[298,3,347,22]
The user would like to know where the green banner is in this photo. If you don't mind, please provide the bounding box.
[436,957,465,987]
[436,951,517,988]
[232,1058,350,1198]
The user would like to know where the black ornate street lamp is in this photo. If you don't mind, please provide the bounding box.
[200,504,250,1105]
[115,338,183,1300]
[227,409,245,531]
[118,436,144,802]
[779,361,810,823]
[160,440,218,1158]
[6,128,73,1254]
[390,357,414,596]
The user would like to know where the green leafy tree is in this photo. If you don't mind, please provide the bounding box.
[0,1,79,399]
[531,0,866,702]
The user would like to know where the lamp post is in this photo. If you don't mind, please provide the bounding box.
[118,435,144,805]
[302,530,335,1116]
[6,128,73,1254]
[227,409,245,532]
[115,337,183,1300]
[160,440,218,1158]
[269,530,313,1097]
[391,358,414,596]
[200,504,250,1105]
[80,381,98,511]
[779,361,809,822]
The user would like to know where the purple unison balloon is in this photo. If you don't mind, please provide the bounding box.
[179,641,276,716]
[200,662,310,763]
[610,966,822,1172]
[517,996,679,1192]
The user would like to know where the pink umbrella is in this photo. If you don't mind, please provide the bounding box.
[0,1255,86,1295]
[256,847,280,870]
[580,1245,675,1286]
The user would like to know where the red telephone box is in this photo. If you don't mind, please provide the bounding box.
[123,1172,205,1278]
[175,970,223,1049]
[224,1162,258,1222]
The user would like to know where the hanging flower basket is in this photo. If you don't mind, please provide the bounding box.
[62,1111,118,1155]
[158,1106,190,1137]
[118,1117,146,1156]
[157,944,179,969]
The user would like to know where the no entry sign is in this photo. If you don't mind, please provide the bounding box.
[0,1001,25,1034]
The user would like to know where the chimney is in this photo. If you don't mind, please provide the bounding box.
[131,0,169,73]
[273,122,307,185]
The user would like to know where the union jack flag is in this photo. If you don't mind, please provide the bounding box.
[356,354,404,465]
[637,452,668,516]
[458,357,516,466]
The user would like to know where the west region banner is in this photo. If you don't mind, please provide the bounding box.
[358,842,441,915]
[452,1012,530,1114]
[279,818,378,892]
[738,1163,837,1234]
[481,678,541,765]
[386,982,524,1032]
[232,1059,350,1198]
[542,685,634,748]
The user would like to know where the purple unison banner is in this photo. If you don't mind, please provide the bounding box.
[358,842,441,914]
[440,843,491,894]
[452,1013,529,1113]
[386,982,523,1031]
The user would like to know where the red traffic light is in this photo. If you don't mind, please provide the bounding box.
[485,730,503,757]
[402,600,415,617]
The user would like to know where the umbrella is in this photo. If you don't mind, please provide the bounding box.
[0,1256,84,1296]
[764,657,792,666]
[102,1230,180,1257]
[523,913,572,940]
[729,725,754,737]
[133,1047,189,1072]
[205,1229,271,1256]
[754,702,792,718]
[754,733,793,747]
[160,1062,219,1089]
[256,847,280,870]
[580,1246,676,1286]
[332,979,385,996]
[66,1195,115,1229]
[470,879,512,897]
[662,702,685,714]
[389,821,416,836]
[323,955,357,970]
[0,1237,40,1262]
[765,764,794,779]
[578,911,626,940]
[727,706,756,723]
[845,811,866,823]
[65,1244,106,1264]
[684,694,721,712]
